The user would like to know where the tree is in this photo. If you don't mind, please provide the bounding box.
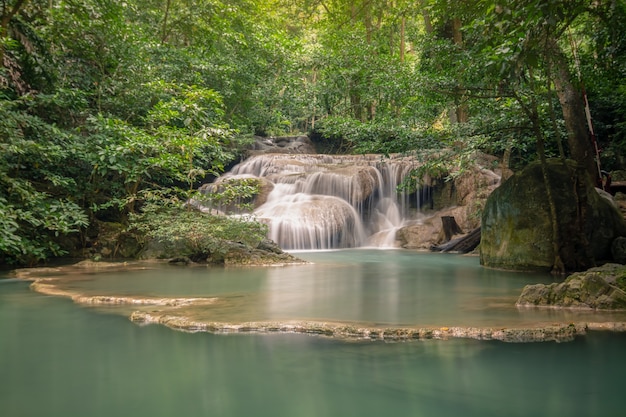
[1,0,625,266]
[429,0,600,180]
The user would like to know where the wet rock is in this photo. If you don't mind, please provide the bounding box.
[168,257,192,265]
[396,217,440,249]
[256,195,364,250]
[73,260,129,269]
[29,280,218,307]
[220,241,307,266]
[517,263,626,310]
[256,238,284,254]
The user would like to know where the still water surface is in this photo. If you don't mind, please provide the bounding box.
[2,250,626,416]
[34,250,626,327]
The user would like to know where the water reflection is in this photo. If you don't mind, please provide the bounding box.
[12,250,626,332]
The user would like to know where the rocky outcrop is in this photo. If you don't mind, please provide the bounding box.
[481,159,626,272]
[215,239,308,266]
[397,156,502,250]
[60,221,142,261]
[517,263,626,309]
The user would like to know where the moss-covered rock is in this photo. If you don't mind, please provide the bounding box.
[138,237,306,266]
[517,263,626,309]
[480,159,626,272]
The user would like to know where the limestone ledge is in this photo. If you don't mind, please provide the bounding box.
[11,260,158,280]
[129,311,626,343]
[30,281,218,307]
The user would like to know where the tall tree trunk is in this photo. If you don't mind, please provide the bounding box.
[546,78,566,162]
[534,119,565,274]
[310,68,317,130]
[0,0,29,68]
[399,16,405,62]
[546,36,599,183]
[420,0,433,34]
[161,0,172,44]
[451,17,469,123]
[514,82,565,274]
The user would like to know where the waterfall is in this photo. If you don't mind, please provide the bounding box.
[202,153,420,250]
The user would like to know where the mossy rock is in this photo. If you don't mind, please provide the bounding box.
[517,263,626,309]
[138,237,305,266]
[480,159,626,272]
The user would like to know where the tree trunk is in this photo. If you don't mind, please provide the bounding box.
[161,0,172,44]
[438,216,463,243]
[451,17,469,123]
[546,77,566,161]
[0,0,29,68]
[431,227,481,253]
[547,36,599,183]
[420,0,433,34]
[399,16,405,62]
[514,81,565,274]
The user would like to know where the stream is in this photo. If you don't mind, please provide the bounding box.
[2,250,626,416]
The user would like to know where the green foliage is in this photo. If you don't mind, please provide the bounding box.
[0,98,89,265]
[196,178,262,214]
[580,1,626,170]
[83,81,238,212]
[314,116,441,155]
[1,0,625,265]
[129,204,269,258]
[398,129,493,192]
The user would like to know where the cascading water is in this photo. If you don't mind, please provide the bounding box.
[203,153,420,250]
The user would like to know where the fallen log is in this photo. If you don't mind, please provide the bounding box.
[431,227,481,253]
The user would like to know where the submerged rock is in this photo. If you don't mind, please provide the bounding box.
[128,312,601,343]
[517,263,626,310]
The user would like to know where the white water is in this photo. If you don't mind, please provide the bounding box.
[205,154,421,250]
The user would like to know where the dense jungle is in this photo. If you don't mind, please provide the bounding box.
[1,0,625,268]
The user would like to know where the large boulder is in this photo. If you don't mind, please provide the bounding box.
[480,159,626,272]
